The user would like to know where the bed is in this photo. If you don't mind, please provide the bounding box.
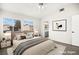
[7,37,56,55]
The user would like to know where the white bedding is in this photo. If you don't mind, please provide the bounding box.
[7,37,56,55]
[7,37,41,55]
[22,40,56,55]
[13,37,41,51]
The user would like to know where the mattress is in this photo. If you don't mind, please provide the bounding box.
[7,37,41,55]
[7,37,56,55]
[13,37,48,55]
[22,40,56,55]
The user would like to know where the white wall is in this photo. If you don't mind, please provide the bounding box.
[41,4,79,44]
[0,18,3,41]
[72,15,79,46]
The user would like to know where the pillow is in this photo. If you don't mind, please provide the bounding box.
[15,34,26,40]
[20,36,26,39]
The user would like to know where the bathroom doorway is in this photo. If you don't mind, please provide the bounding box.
[44,21,49,37]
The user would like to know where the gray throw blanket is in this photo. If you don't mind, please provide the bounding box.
[13,38,48,55]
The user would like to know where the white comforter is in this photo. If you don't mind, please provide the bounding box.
[7,37,56,55]
[7,37,41,55]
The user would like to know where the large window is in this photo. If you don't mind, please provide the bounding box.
[3,17,21,32]
[3,17,33,32]
[3,17,15,32]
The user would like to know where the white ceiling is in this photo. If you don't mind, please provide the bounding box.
[0,3,78,19]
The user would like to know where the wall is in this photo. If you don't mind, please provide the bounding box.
[0,18,3,41]
[72,15,79,46]
[41,4,79,44]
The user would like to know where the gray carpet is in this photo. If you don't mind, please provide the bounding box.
[63,45,79,55]
[48,43,66,55]
[53,41,79,55]
[0,48,7,55]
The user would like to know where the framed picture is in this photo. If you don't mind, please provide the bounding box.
[52,19,67,31]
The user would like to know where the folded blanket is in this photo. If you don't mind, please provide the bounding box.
[13,38,48,55]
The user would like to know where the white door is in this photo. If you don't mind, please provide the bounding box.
[72,15,79,46]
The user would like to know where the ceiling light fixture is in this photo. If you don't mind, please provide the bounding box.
[38,3,45,8]
[59,8,64,12]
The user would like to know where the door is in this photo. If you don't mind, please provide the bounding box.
[72,15,79,46]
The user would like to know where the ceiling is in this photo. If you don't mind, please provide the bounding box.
[0,3,78,19]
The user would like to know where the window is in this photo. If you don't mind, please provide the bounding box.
[3,17,21,32]
[21,19,33,32]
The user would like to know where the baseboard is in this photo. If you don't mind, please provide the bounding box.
[52,40,79,48]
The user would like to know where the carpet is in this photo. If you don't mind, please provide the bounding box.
[48,43,66,55]
[0,48,7,55]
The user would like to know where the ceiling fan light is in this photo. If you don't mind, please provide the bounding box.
[39,3,44,6]
[38,3,44,8]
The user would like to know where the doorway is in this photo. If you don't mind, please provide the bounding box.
[44,21,49,37]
